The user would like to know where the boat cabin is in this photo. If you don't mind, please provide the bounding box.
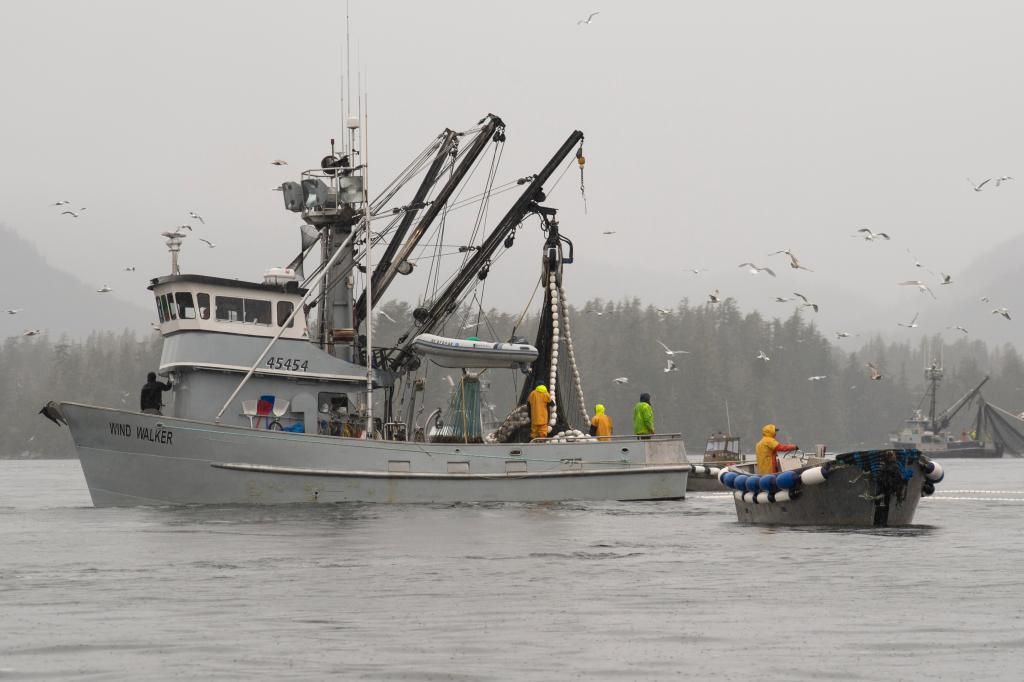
[149,269,308,339]
[703,433,742,464]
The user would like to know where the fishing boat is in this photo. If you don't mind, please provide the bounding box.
[717,448,944,527]
[888,366,1002,458]
[685,433,752,492]
[46,113,689,506]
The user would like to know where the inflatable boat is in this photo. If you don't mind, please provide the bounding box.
[412,334,538,369]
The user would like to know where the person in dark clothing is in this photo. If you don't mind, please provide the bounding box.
[140,372,172,415]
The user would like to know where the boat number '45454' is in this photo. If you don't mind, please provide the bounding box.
[265,357,309,372]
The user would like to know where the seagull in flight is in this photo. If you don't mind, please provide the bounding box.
[61,210,80,218]
[176,224,193,232]
[378,310,397,324]
[992,307,1012,320]
[793,292,819,313]
[947,325,969,335]
[834,331,856,339]
[51,200,70,206]
[906,248,923,268]
[968,177,991,192]
[655,308,672,317]
[601,230,616,235]
[708,289,722,304]
[807,375,827,382]
[577,11,600,25]
[198,238,216,248]
[854,228,890,241]
[97,285,113,293]
[866,363,884,381]
[271,159,288,166]
[756,350,770,362]
[124,266,136,272]
[897,313,920,329]
[994,176,1014,187]
[774,296,794,303]
[687,268,708,275]
[739,263,776,277]
[664,359,679,373]
[6,308,23,315]
[899,280,936,298]
[613,377,630,385]
[770,249,813,271]
[939,273,953,285]
[980,296,991,303]
[23,329,43,336]
[657,340,689,356]
[188,211,205,224]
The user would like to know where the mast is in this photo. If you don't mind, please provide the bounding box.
[395,130,585,367]
[925,361,943,432]
[363,95,374,438]
[353,127,459,327]
[371,115,504,305]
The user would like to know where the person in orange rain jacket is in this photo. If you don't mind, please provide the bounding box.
[590,404,613,441]
[755,423,798,475]
[528,385,552,440]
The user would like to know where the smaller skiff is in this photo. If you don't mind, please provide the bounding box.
[717,448,944,527]
[412,333,538,369]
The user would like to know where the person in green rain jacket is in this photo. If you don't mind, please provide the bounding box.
[633,393,654,438]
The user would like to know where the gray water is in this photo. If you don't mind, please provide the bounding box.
[1,460,1023,681]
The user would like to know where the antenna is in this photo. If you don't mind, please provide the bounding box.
[725,399,732,435]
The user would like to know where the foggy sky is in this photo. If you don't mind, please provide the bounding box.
[1,1,1021,345]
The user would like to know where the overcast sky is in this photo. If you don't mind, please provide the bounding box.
[1,1,1021,344]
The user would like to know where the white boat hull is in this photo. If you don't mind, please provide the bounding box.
[61,403,689,506]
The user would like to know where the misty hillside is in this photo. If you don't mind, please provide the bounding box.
[932,234,1024,345]
[0,225,152,338]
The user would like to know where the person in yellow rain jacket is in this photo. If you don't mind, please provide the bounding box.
[590,404,613,441]
[755,424,798,475]
[528,385,552,440]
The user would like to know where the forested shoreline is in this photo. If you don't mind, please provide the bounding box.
[3,298,1022,458]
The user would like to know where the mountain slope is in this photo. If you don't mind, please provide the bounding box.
[0,224,152,339]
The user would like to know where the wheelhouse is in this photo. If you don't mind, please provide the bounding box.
[148,272,308,340]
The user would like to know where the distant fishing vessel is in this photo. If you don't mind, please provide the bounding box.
[686,433,753,492]
[888,364,1002,458]
[47,113,689,506]
[717,448,943,527]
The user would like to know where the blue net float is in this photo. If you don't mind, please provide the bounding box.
[722,472,738,488]
[745,475,761,493]
[775,471,798,490]
[733,474,749,491]
[758,474,776,493]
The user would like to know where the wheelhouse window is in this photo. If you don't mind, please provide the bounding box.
[197,293,210,320]
[156,296,166,323]
[277,301,295,327]
[216,296,243,322]
[164,293,177,320]
[215,296,271,324]
[245,299,272,325]
[175,292,196,320]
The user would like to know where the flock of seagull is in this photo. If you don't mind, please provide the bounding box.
[592,177,1016,386]
[10,202,226,337]
[14,159,304,337]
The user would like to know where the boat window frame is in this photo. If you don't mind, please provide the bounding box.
[164,293,177,320]
[277,300,295,328]
[155,296,166,323]
[215,295,244,323]
[197,293,211,320]
[175,292,196,320]
[244,298,272,325]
